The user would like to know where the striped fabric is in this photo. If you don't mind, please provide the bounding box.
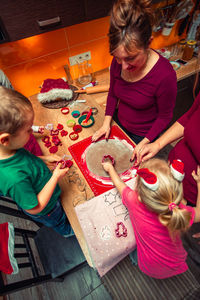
[102,256,200,300]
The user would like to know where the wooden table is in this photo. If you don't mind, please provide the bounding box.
[29,93,109,267]
[29,54,199,266]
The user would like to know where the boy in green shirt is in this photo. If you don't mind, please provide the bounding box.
[0,86,73,237]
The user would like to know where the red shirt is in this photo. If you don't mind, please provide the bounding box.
[169,92,200,204]
[106,52,177,141]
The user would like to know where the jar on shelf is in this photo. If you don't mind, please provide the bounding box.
[182,40,197,61]
[178,39,186,56]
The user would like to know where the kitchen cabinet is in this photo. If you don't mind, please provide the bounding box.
[0,0,112,43]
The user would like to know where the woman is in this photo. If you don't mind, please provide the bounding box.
[137,90,200,206]
[92,0,177,158]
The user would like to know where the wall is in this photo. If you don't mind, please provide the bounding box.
[0,14,186,97]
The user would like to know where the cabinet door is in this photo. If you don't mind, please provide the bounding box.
[1,0,61,41]
[85,0,112,21]
[57,0,85,27]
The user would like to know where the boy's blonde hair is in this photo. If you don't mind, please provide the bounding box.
[0,86,33,134]
[137,158,191,233]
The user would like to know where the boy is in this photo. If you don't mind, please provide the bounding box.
[0,86,73,237]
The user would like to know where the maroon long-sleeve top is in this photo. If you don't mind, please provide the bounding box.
[105,53,177,141]
[169,91,200,205]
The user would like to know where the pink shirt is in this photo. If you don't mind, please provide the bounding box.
[122,186,195,279]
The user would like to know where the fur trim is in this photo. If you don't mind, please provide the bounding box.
[37,88,73,103]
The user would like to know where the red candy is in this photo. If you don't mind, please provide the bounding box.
[73,124,82,133]
[44,141,51,148]
[56,159,73,169]
[57,123,64,130]
[52,136,61,146]
[49,145,58,153]
[61,129,68,137]
[69,132,79,141]
[50,129,59,136]
[61,107,70,114]
[42,136,50,143]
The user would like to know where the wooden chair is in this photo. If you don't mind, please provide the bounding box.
[0,199,87,296]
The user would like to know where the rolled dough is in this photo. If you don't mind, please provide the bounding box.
[85,139,133,177]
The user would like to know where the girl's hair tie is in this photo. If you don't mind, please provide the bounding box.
[137,168,159,191]
[170,159,185,182]
[168,202,177,211]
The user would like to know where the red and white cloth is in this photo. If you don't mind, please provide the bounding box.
[0,222,18,274]
[37,78,73,103]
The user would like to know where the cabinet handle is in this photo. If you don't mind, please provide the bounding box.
[37,16,61,27]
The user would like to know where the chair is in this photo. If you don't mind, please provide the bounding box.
[0,202,87,296]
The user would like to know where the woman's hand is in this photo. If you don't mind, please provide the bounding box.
[53,162,69,180]
[131,142,160,166]
[192,166,200,183]
[130,138,150,165]
[92,116,112,142]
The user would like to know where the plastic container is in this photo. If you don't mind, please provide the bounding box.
[78,115,95,128]
[182,40,197,61]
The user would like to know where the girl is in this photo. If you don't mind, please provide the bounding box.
[102,158,200,278]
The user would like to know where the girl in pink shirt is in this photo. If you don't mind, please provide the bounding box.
[102,158,200,278]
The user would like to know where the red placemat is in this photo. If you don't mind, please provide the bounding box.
[68,125,136,196]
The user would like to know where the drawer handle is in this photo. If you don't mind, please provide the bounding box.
[37,16,60,27]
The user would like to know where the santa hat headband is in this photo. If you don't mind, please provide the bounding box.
[137,168,159,191]
[170,159,185,182]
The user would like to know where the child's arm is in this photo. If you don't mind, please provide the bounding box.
[102,161,126,195]
[25,163,68,214]
[192,166,200,223]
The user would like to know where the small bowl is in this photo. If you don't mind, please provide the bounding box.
[78,115,95,128]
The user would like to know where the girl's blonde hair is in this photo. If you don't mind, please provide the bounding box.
[137,158,191,234]
[0,86,33,135]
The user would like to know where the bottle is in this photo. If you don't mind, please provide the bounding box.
[182,40,197,61]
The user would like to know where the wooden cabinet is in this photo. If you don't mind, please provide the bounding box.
[0,0,112,42]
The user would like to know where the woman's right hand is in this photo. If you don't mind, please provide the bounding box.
[133,142,160,166]
[92,115,112,142]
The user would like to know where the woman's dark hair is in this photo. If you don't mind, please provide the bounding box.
[108,0,154,54]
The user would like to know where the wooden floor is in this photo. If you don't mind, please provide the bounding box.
[0,211,112,300]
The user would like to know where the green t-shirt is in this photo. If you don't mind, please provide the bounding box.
[0,148,61,215]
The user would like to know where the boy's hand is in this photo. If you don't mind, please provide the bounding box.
[53,162,69,179]
[40,155,62,169]
[102,161,114,173]
[192,166,200,184]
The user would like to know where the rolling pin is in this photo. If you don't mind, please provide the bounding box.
[75,84,109,94]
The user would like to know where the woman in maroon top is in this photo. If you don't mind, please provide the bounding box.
[138,91,200,206]
[92,0,177,157]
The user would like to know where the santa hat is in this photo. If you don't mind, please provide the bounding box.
[0,222,18,274]
[170,159,185,182]
[137,168,159,191]
[37,78,73,103]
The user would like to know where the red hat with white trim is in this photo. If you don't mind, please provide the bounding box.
[37,78,73,103]
[170,159,185,182]
[0,222,18,274]
[137,168,159,191]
